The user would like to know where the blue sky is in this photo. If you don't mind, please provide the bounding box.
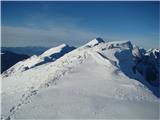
[1,1,159,49]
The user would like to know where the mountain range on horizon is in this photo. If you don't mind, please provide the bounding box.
[1,46,50,56]
[1,37,160,119]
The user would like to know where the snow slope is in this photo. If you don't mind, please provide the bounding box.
[2,44,75,76]
[1,38,159,119]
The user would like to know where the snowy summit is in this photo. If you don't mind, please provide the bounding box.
[1,37,159,119]
[85,37,105,47]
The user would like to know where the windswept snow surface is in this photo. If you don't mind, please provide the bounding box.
[1,38,159,119]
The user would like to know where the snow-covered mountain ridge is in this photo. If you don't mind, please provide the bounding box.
[1,38,159,119]
[2,44,75,76]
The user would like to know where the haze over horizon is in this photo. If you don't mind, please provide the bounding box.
[1,1,159,49]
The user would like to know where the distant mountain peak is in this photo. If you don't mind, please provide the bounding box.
[2,44,75,76]
[95,37,105,42]
[58,43,68,48]
[41,43,70,57]
[85,37,105,47]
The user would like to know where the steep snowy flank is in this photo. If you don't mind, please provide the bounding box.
[2,44,75,77]
[132,47,160,88]
[1,38,159,119]
[132,45,143,59]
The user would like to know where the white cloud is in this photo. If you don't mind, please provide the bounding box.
[1,26,98,47]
